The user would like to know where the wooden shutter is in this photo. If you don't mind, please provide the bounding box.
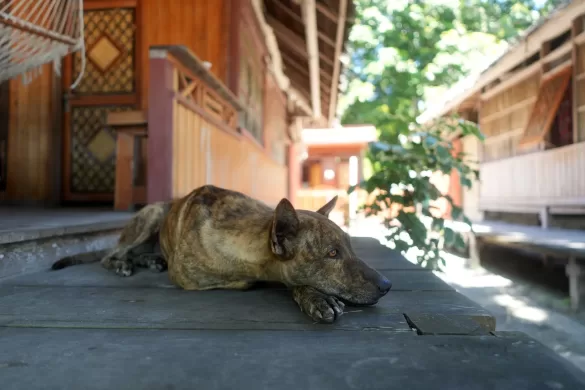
[518,64,572,148]
[0,80,8,191]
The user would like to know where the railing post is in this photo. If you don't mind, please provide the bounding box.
[147,49,175,203]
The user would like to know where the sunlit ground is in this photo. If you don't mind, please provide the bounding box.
[348,218,585,374]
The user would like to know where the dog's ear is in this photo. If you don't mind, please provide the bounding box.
[271,198,299,260]
[316,195,338,217]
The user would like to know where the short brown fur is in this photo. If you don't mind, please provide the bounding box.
[51,185,391,323]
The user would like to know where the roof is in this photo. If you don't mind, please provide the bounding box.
[262,0,356,124]
[419,0,579,122]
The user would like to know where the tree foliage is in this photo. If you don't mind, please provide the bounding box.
[341,0,563,268]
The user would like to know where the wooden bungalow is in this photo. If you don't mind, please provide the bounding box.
[296,124,377,226]
[0,0,355,211]
[422,0,585,229]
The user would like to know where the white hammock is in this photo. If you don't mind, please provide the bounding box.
[0,0,86,87]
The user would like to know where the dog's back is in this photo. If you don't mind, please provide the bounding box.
[158,185,276,286]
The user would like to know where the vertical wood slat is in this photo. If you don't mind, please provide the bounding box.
[0,64,54,203]
[479,141,585,209]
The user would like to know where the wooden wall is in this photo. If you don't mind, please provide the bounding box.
[479,73,540,162]
[264,73,288,165]
[575,32,585,142]
[0,65,56,203]
[140,0,229,109]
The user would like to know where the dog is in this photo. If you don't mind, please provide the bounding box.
[51,185,392,323]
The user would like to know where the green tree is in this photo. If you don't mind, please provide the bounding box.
[341,0,561,268]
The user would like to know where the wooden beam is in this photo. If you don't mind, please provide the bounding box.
[270,0,336,47]
[480,62,540,101]
[286,64,331,95]
[315,1,337,22]
[328,0,347,125]
[281,51,332,83]
[302,0,322,118]
[266,15,334,67]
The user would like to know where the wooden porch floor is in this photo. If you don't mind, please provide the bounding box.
[0,207,132,245]
[1,237,585,388]
[473,220,585,257]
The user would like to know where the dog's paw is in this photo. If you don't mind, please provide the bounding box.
[148,257,168,273]
[293,286,345,323]
[114,261,134,277]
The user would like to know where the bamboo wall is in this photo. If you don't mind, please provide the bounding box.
[172,102,288,206]
[0,65,56,203]
[480,140,585,209]
[479,74,540,162]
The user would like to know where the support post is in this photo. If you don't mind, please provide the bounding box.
[566,257,585,312]
[147,49,175,203]
[539,206,550,229]
[466,233,482,269]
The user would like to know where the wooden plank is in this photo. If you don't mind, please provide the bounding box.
[1,65,53,203]
[404,313,492,336]
[480,62,540,101]
[266,15,334,67]
[328,0,347,124]
[107,111,147,127]
[114,131,134,211]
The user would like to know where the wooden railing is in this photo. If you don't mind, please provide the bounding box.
[480,141,585,212]
[145,45,287,207]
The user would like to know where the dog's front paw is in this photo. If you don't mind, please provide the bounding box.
[292,286,345,323]
[114,260,134,277]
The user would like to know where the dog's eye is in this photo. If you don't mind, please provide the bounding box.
[328,249,337,258]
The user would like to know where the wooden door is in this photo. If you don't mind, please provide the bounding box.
[62,3,139,202]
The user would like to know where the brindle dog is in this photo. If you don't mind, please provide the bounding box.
[51,185,392,323]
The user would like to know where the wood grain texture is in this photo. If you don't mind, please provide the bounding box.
[140,0,228,110]
[0,65,54,203]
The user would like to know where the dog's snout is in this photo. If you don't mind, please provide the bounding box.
[377,277,392,295]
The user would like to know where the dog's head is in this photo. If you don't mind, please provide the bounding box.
[269,197,391,306]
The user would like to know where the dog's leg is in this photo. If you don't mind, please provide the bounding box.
[101,204,166,277]
[133,253,168,273]
[291,286,345,324]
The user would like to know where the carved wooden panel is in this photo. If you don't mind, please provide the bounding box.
[70,105,134,193]
[72,8,136,95]
[518,66,572,148]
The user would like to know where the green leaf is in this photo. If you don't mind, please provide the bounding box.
[451,205,463,221]
[444,227,456,246]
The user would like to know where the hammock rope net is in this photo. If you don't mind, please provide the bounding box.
[0,0,85,87]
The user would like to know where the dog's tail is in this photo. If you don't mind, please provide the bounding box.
[51,249,110,271]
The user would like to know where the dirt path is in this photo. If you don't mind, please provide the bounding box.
[435,251,585,374]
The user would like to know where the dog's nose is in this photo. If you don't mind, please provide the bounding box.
[377,277,392,295]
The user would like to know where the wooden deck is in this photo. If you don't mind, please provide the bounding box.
[473,221,585,256]
[1,237,585,388]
